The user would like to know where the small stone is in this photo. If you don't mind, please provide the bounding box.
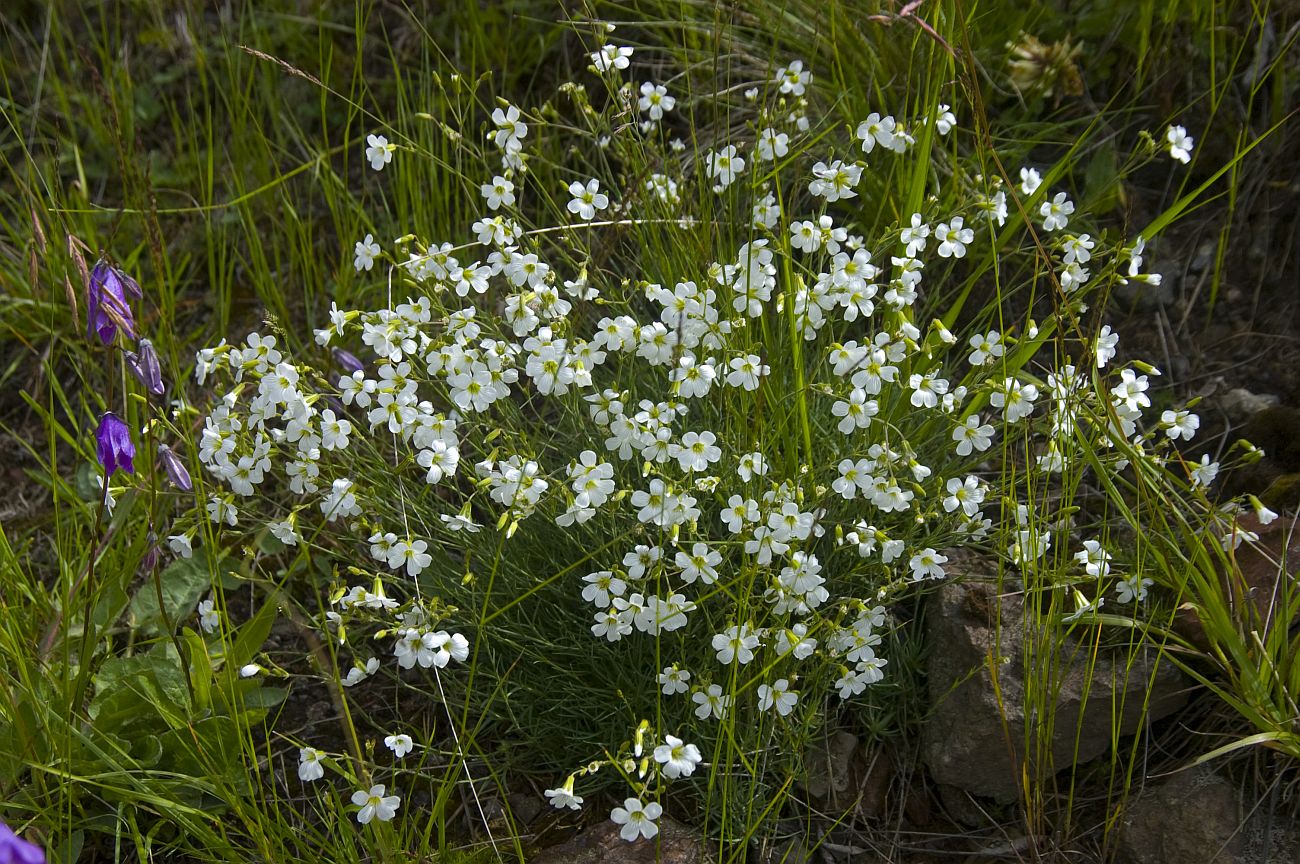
[530,816,700,864]
[1220,388,1280,421]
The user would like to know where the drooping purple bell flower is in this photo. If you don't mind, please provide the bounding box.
[158,444,193,492]
[0,820,45,864]
[125,338,165,396]
[95,412,135,477]
[86,258,142,346]
[332,347,365,375]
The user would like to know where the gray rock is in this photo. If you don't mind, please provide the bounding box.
[1116,767,1299,864]
[1220,387,1281,421]
[531,815,701,864]
[921,578,1188,805]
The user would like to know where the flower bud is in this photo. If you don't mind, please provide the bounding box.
[95,412,135,477]
[158,444,193,492]
[126,339,165,396]
[141,532,161,573]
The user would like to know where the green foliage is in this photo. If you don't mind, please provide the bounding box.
[0,1,1295,862]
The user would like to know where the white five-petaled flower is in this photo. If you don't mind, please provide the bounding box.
[1161,409,1199,441]
[481,175,516,210]
[692,683,731,720]
[909,547,948,581]
[1040,192,1074,232]
[298,747,325,782]
[567,179,609,221]
[610,797,662,842]
[757,678,799,716]
[638,82,676,119]
[353,234,381,271]
[591,44,633,73]
[351,784,401,824]
[712,623,760,665]
[384,733,415,758]
[653,735,702,778]
[1165,124,1194,164]
[545,778,584,810]
[365,134,393,171]
[1019,166,1042,195]
[775,59,812,96]
[935,217,974,258]
[658,664,692,695]
[196,598,220,633]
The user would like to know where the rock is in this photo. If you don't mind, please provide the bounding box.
[802,730,894,820]
[530,816,700,864]
[1220,388,1280,421]
[921,578,1188,806]
[1116,767,1300,864]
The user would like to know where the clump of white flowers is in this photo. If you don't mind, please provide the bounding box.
[179,43,1227,840]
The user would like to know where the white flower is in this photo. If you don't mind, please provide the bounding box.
[481,175,516,210]
[1161,409,1200,441]
[1166,124,1194,164]
[706,145,745,190]
[1040,192,1074,232]
[637,82,676,119]
[908,548,948,581]
[1114,574,1153,604]
[712,623,759,665]
[855,112,897,154]
[775,59,812,95]
[756,128,789,161]
[196,598,220,634]
[658,664,691,695]
[545,779,584,810]
[351,784,401,824]
[935,217,974,258]
[168,533,194,559]
[1095,325,1119,368]
[653,735,702,779]
[365,134,393,171]
[384,734,415,758]
[952,414,995,456]
[1190,454,1219,489]
[567,179,609,221]
[1019,166,1042,195]
[757,678,799,716]
[692,683,731,720]
[610,797,662,842]
[591,44,633,73]
[269,520,299,546]
[298,747,325,782]
[1074,539,1112,578]
[353,234,381,271]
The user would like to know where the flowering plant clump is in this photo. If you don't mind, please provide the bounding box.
[166,36,1241,840]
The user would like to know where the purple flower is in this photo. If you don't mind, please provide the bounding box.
[332,347,365,375]
[95,412,135,477]
[87,259,142,346]
[158,445,193,492]
[0,821,45,864]
[125,338,165,396]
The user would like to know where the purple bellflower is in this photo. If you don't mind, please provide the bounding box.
[0,820,45,864]
[332,347,365,376]
[95,412,135,477]
[158,444,193,492]
[125,338,165,396]
[87,259,142,346]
